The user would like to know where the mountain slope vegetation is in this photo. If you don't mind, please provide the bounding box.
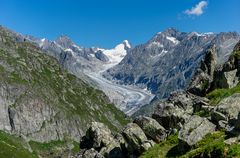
[0,25,129,146]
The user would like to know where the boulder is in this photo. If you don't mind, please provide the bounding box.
[212,66,239,89]
[133,116,167,142]
[81,122,114,149]
[121,123,148,155]
[178,115,216,146]
[80,122,124,158]
[212,93,240,128]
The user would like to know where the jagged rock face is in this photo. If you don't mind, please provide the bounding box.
[133,116,166,143]
[152,91,209,130]
[187,45,217,96]
[0,26,128,143]
[95,50,109,62]
[209,40,240,90]
[104,29,239,99]
[178,115,216,147]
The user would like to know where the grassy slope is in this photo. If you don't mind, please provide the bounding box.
[141,131,240,158]
[0,27,129,132]
[0,130,80,158]
[0,131,37,158]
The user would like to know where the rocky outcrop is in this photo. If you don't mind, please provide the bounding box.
[178,115,216,146]
[121,123,152,155]
[79,122,156,158]
[152,91,209,130]
[80,122,124,158]
[211,41,240,90]
[211,93,240,132]
[187,45,217,96]
[133,116,166,142]
[186,40,240,96]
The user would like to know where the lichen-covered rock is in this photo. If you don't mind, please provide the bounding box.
[178,115,216,146]
[121,123,148,155]
[133,116,166,142]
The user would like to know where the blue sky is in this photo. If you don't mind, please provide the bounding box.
[0,0,239,48]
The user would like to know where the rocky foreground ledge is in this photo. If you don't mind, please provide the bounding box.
[74,41,240,158]
[75,90,240,158]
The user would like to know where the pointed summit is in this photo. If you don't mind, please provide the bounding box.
[122,40,131,50]
[55,35,75,49]
[162,28,179,37]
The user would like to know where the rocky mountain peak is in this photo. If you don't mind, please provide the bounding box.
[122,40,131,50]
[162,28,179,36]
[55,35,75,49]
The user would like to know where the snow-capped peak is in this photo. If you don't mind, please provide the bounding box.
[102,41,130,67]
[123,40,131,49]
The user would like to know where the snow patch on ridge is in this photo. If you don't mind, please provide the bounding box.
[166,36,179,44]
[148,41,164,48]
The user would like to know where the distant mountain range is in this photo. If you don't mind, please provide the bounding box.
[3,26,239,115]
[1,24,240,158]
[103,28,239,100]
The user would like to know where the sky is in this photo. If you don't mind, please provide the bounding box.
[0,0,239,48]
